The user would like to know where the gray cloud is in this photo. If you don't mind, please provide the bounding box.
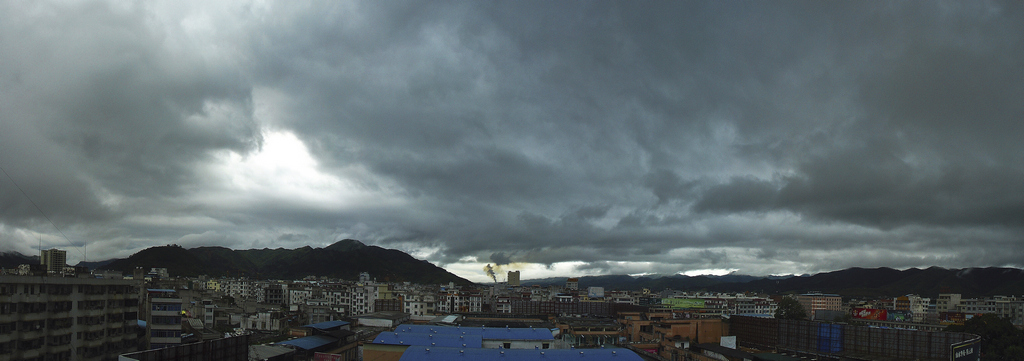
[1,1,1022,281]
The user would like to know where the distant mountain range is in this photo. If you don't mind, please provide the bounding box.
[4,244,1022,298]
[522,273,798,291]
[0,251,37,269]
[88,239,472,286]
[522,267,1024,298]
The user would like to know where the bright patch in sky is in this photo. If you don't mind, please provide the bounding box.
[683,269,739,277]
[203,130,398,211]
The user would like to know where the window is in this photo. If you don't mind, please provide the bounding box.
[152,303,182,312]
[503,343,511,349]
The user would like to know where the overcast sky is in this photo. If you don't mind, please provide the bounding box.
[1,1,1021,283]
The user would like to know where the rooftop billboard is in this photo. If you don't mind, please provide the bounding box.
[661,298,705,309]
[852,308,887,320]
[887,310,911,322]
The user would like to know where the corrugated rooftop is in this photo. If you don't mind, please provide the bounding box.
[372,332,483,348]
[393,324,554,340]
[397,346,643,361]
[302,320,350,330]
[276,335,337,350]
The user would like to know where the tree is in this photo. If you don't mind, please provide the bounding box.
[774,297,807,320]
[945,314,1024,361]
[834,313,855,324]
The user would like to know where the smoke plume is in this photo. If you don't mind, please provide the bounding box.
[483,263,496,283]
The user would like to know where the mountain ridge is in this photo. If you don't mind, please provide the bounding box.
[520,267,1024,297]
[93,240,472,285]
[4,245,1019,297]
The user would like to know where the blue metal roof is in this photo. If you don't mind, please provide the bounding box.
[276,335,337,350]
[398,346,644,361]
[372,332,482,348]
[393,324,554,341]
[302,320,350,330]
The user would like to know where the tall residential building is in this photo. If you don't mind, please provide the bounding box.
[937,293,962,312]
[508,271,521,287]
[145,289,182,349]
[40,249,67,274]
[566,278,579,290]
[0,275,141,361]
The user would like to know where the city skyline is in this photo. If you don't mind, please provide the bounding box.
[1,1,1022,284]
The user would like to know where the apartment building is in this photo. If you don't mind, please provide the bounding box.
[565,278,579,290]
[287,287,315,307]
[321,287,348,316]
[204,279,221,292]
[40,249,67,275]
[349,284,377,315]
[894,294,928,322]
[0,275,141,361]
[145,289,182,350]
[797,293,843,320]
[264,283,287,306]
[242,310,286,332]
[732,297,777,315]
[950,296,1024,325]
[508,271,521,287]
[936,293,962,312]
[222,279,253,300]
[436,289,482,313]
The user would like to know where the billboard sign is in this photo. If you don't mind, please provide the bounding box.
[940,312,966,325]
[588,287,605,298]
[661,298,705,309]
[720,336,737,349]
[888,310,911,322]
[853,308,887,320]
[951,339,981,361]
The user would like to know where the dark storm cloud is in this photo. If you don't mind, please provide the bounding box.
[489,252,511,266]
[0,1,258,223]
[1,0,1022,279]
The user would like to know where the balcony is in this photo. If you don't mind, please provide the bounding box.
[82,294,111,302]
[151,311,180,318]
[81,338,106,349]
[81,323,107,333]
[81,308,107,318]
[150,337,181,345]
[19,312,49,322]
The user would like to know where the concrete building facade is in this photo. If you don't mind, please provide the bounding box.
[507,271,520,287]
[145,289,182,350]
[797,293,842,320]
[40,249,67,274]
[0,275,141,361]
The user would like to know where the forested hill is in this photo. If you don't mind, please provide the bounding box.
[96,239,472,285]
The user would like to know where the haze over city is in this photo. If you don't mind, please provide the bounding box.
[1,1,1021,283]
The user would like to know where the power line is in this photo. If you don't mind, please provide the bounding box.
[0,163,86,260]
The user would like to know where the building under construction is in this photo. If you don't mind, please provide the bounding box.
[729,316,981,361]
